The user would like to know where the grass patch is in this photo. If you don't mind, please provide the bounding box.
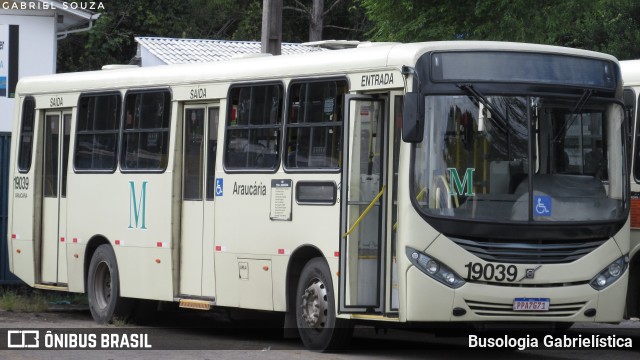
[0,285,87,312]
[111,316,129,327]
[0,288,48,312]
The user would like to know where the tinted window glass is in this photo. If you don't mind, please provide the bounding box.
[75,94,121,171]
[225,84,282,170]
[285,80,348,170]
[122,91,171,171]
[17,97,35,172]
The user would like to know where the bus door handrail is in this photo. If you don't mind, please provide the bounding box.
[342,185,385,238]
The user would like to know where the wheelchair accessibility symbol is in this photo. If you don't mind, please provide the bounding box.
[215,178,223,196]
[534,195,552,216]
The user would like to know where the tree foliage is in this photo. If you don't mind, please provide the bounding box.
[58,0,262,72]
[58,0,367,72]
[359,0,640,60]
[58,0,640,72]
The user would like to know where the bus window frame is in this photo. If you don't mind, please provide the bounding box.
[222,81,284,174]
[282,76,349,174]
[17,96,36,174]
[74,91,123,174]
[120,88,173,174]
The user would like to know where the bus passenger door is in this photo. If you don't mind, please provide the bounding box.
[41,110,71,284]
[340,95,387,313]
[180,105,219,297]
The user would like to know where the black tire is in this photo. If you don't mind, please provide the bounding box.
[87,244,134,324]
[295,258,353,351]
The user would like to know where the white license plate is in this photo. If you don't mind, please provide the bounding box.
[513,298,550,311]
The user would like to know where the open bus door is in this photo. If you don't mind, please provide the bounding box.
[339,95,388,314]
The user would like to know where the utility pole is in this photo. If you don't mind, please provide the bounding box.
[261,0,282,55]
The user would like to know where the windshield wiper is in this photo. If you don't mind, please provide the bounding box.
[553,88,593,142]
[457,84,508,132]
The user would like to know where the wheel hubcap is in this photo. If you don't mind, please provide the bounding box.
[300,278,328,329]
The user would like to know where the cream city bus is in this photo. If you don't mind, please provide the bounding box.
[8,41,630,350]
[620,60,640,320]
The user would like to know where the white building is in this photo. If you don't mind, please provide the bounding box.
[0,0,97,132]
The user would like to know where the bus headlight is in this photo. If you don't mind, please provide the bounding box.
[406,247,465,289]
[589,255,628,290]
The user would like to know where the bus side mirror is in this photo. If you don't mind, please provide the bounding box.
[402,92,423,143]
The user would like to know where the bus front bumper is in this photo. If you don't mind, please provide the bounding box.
[404,266,628,323]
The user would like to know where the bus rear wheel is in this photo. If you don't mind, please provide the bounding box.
[295,258,352,351]
[87,244,134,324]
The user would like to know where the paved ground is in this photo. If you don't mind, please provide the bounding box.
[0,307,638,359]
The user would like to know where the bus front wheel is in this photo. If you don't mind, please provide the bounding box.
[87,244,134,324]
[295,258,352,351]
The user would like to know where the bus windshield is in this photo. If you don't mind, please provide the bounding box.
[412,94,626,225]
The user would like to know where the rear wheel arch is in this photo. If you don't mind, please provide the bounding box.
[83,235,111,292]
[285,245,325,313]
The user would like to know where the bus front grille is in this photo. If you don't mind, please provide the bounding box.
[450,237,607,264]
[465,300,586,317]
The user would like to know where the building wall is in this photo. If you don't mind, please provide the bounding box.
[0,11,56,132]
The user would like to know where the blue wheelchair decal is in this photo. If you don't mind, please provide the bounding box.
[534,195,552,216]
[215,178,223,196]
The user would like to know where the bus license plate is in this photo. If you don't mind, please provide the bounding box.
[513,298,550,311]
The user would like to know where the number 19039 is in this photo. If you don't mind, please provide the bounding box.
[13,176,29,190]
[464,262,518,282]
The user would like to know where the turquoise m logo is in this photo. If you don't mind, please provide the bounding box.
[129,181,148,229]
[448,168,475,196]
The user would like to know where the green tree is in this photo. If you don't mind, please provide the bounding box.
[58,0,260,72]
[560,0,640,60]
[359,0,640,60]
[57,0,368,72]
[283,0,367,42]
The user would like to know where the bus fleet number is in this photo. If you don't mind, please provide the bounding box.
[14,176,29,190]
[464,262,518,282]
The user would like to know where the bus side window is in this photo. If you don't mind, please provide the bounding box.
[284,79,347,170]
[224,84,282,171]
[17,97,36,172]
[121,90,171,171]
[75,93,121,171]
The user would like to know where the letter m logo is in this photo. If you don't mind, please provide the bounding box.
[448,168,475,196]
[129,181,148,229]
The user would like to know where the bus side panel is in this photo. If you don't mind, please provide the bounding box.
[9,241,35,286]
[213,174,276,310]
[8,100,38,286]
[119,173,174,301]
[66,243,85,293]
[116,247,173,301]
[66,173,175,301]
[214,172,341,312]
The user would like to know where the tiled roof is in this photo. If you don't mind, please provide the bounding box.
[135,37,326,64]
